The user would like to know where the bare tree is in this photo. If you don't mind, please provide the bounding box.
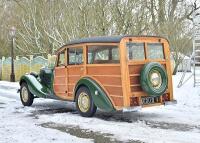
[0,0,198,70]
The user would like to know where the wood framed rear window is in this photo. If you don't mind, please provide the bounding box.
[126,42,145,60]
[147,43,165,60]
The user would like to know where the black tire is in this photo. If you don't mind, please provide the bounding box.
[20,82,34,106]
[75,86,97,117]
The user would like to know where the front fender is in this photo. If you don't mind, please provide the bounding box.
[74,77,115,112]
[19,74,49,98]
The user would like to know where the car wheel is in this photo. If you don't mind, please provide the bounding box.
[140,62,168,96]
[20,82,34,106]
[75,86,97,117]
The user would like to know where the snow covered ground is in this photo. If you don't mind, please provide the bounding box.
[0,73,200,143]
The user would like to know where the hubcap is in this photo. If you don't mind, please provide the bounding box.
[21,86,29,102]
[78,92,90,113]
[150,70,162,89]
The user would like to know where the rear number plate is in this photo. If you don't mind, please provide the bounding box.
[141,97,155,105]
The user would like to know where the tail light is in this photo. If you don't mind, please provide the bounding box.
[162,94,169,102]
[130,97,139,106]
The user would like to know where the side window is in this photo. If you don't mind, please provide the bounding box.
[112,48,119,60]
[88,45,119,64]
[68,47,83,65]
[57,50,65,66]
[95,49,109,60]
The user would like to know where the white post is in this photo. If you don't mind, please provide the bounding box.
[1,57,5,80]
[193,7,200,86]
[47,54,51,67]
[30,55,33,72]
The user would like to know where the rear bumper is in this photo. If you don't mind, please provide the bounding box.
[122,106,142,112]
[122,100,177,112]
[164,100,177,105]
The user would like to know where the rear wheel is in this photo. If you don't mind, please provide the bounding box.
[75,86,97,117]
[20,83,34,106]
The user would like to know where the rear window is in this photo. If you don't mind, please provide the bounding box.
[147,43,164,59]
[127,43,145,60]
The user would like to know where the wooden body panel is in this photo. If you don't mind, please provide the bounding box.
[67,65,84,95]
[120,37,173,107]
[53,66,68,98]
[86,65,123,107]
[128,63,167,93]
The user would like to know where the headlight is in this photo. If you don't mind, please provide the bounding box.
[150,71,162,89]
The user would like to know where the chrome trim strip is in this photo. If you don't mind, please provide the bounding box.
[164,100,177,105]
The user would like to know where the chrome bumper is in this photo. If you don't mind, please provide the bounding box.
[164,100,177,105]
[122,100,177,112]
[122,106,142,112]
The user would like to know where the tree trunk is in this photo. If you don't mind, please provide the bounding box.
[172,63,179,75]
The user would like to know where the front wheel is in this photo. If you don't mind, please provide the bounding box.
[20,82,34,106]
[75,86,97,117]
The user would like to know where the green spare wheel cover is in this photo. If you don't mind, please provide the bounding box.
[140,62,168,96]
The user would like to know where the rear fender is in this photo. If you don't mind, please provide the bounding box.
[74,77,115,112]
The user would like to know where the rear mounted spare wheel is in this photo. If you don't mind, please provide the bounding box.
[140,62,168,96]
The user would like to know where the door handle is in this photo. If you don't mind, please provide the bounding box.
[80,67,84,71]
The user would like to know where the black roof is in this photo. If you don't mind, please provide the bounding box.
[66,35,124,46]
[56,35,168,53]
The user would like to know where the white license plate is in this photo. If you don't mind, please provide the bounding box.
[141,97,155,105]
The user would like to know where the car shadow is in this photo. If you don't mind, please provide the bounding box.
[28,100,77,117]
[28,100,160,123]
[24,100,200,132]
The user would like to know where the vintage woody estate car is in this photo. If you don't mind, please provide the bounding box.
[19,35,177,117]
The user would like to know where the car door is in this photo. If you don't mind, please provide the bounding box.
[67,46,85,98]
[53,49,68,98]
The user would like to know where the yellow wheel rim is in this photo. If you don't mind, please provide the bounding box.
[21,86,29,102]
[150,70,162,89]
[78,92,90,113]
